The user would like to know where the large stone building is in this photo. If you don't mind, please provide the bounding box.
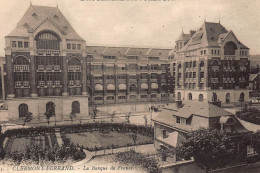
[3,5,174,119]
[171,22,250,105]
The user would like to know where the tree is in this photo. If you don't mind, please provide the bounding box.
[110,111,116,123]
[23,112,33,126]
[131,134,139,151]
[144,115,148,126]
[69,112,76,123]
[251,131,260,155]
[177,128,237,173]
[125,112,131,124]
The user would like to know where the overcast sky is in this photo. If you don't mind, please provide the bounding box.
[0,0,259,56]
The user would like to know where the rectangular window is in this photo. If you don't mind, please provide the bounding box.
[151,73,157,79]
[54,72,60,81]
[67,44,71,49]
[218,50,220,55]
[94,76,103,80]
[140,73,147,79]
[46,72,52,81]
[201,51,203,55]
[215,50,217,54]
[18,41,23,48]
[204,50,206,54]
[12,41,17,47]
[118,75,126,79]
[176,116,180,124]
[200,72,204,78]
[38,72,44,81]
[77,44,81,50]
[148,57,159,60]
[140,66,147,70]
[106,75,114,79]
[68,72,74,80]
[72,44,76,50]
[193,61,196,67]
[103,56,116,59]
[151,65,159,70]
[193,72,196,78]
[24,42,29,48]
[129,75,136,79]
[211,50,214,54]
[23,73,29,81]
[162,130,167,139]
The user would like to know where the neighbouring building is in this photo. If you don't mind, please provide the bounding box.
[3,4,174,120]
[170,22,250,105]
[5,5,89,120]
[152,100,248,163]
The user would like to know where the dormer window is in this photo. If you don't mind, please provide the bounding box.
[53,15,59,20]
[32,13,38,19]
[23,23,30,29]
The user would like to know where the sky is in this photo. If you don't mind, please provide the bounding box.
[0,0,259,56]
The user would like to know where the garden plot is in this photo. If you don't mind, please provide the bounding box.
[65,131,152,150]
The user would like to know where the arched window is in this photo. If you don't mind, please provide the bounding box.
[18,103,28,118]
[200,61,204,67]
[72,101,80,114]
[224,41,237,55]
[129,84,136,92]
[226,93,230,103]
[188,93,192,100]
[199,94,203,102]
[35,31,61,50]
[239,93,245,102]
[46,102,55,116]
[177,92,181,100]
[68,57,81,65]
[161,85,168,92]
[107,96,115,100]
[14,56,29,65]
[211,59,219,66]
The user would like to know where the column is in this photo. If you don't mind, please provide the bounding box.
[196,60,200,89]
[205,60,209,90]
[82,56,87,96]
[181,61,185,89]
[126,74,130,101]
[6,55,15,98]
[62,56,68,96]
[30,55,38,97]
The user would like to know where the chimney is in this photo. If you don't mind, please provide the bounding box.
[190,30,196,37]
[176,100,183,108]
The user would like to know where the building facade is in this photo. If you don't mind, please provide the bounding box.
[85,46,174,105]
[171,22,250,105]
[3,5,174,120]
[5,5,88,119]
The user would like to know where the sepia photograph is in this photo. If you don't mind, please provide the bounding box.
[0,0,259,172]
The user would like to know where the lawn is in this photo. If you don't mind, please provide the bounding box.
[4,133,57,154]
[65,131,153,149]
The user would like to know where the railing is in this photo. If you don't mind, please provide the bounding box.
[68,65,81,72]
[38,65,44,71]
[15,81,22,87]
[23,81,29,87]
[46,65,52,71]
[223,66,235,71]
[46,81,53,86]
[54,81,61,86]
[15,81,29,87]
[75,80,81,86]
[200,78,204,83]
[36,49,60,55]
[54,65,61,71]
[69,80,74,86]
[240,66,247,72]
[13,65,29,72]
[212,66,219,72]
[38,81,45,87]
[211,78,219,83]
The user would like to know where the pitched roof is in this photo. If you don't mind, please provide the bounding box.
[153,100,233,126]
[146,48,171,57]
[125,48,150,56]
[8,5,84,41]
[176,31,191,41]
[179,22,228,51]
[249,73,258,82]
